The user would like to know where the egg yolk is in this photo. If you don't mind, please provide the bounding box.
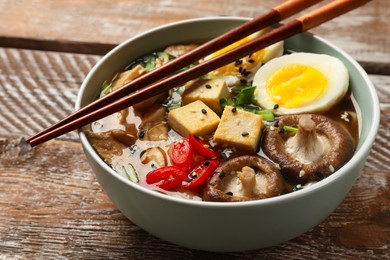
[208,36,265,77]
[265,64,327,108]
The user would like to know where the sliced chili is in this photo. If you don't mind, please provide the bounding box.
[188,134,219,159]
[182,159,219,189]
[146,166,187,190]
[169,137,194,172]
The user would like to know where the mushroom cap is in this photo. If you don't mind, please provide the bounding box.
[261,114,355,183]
[203,155,285,202]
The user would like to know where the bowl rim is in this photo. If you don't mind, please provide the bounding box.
[77,16,380,209]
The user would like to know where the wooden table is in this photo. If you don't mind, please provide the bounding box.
[0,0,389,258]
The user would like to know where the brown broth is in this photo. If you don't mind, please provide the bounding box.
[87,46,360,201]
[88,89,359,201]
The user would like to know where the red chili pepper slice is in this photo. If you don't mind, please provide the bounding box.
[146,166,187,190]
[188,134,220,159]
[169,138,194,172]
[182,160,219,189]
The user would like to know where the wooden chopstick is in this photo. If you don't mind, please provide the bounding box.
[27,0,371,146]
[26,0,323,145]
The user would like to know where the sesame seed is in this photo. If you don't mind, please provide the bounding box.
[201,109,207,114]
[315,172,324,180]
[185,178,192,183]
[273,104,279,109]
[231,107,237,113]
[235,60,243,66]
[203,161,210,166]
[219,171,226,178]
[205,84,212,89]
[138,131,145,138]
[241,131,249,137]
[240,79,247,84]
[248,59,255,63]
[240,69,251,77]
[238,67,243,73]
[226,192,233,196]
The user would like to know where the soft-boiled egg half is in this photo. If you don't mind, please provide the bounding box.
[204,27,284,83]
[253,52,349,115]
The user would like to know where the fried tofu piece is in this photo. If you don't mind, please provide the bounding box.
[214,106,263,152]
[182,78,230,114]
[111,65,147,91]
[168,100,220,137]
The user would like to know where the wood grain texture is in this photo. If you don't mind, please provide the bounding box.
[0,48,100,140]
[0,0,389,258]
[0,0,389,73]
[0,48,389,258]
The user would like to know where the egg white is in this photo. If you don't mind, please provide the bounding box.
[253,52,349,115]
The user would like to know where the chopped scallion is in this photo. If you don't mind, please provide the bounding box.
[101,80,112,95]
[114,163,139,183]
[255,109,275,122]
[283,125,298,133]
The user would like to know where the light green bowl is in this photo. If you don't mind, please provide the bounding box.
[76,17,380,252]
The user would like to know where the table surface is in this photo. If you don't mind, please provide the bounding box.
[0,0,389,258]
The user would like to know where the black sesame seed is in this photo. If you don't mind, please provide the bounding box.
[274,120,280,127]
[219,171,226,178]
[240,69,251,77]
[315,172,324,181]
[240,79,247,84]
[205,84,212,89]
[238,67,243,73]
[248,59,255,63]
[138,131,145,138]
[273,104,279,109]
[191,174,198,179]
[201,109,207,114]
[185,178,193,183]
[232,107,237,113]
[241,131,249,137]
[235,60,243,66]
[226,191,233,196]
[203,161,210,166]
[248,53,253,58]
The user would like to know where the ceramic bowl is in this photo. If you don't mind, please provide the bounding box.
[76,17,380,252]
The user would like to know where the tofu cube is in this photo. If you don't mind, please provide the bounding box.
[168,100,220,137]
[182,78,230,114]
[213,106,263,152]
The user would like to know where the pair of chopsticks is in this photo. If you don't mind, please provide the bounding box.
[26,0,372,146]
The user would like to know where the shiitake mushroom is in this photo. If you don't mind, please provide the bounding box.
[261,114,354,183]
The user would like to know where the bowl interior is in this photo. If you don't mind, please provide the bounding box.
[76,16,380,204]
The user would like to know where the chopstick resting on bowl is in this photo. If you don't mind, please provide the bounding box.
[26,0,322,144]
[26,0,372,146]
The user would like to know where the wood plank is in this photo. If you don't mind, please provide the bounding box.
[0,47,389,258]
[0,0,389,74]
[0,48,100,140]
